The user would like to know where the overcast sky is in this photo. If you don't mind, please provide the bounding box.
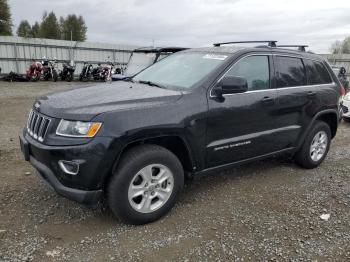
[9,0,350,53]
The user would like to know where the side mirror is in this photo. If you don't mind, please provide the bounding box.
[213,76,248,97]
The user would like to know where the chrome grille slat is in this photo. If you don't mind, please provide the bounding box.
[37,118,46,140]
[26,110,51,143]
[30,114,37,134]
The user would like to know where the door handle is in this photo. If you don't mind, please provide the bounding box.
[261,96,274,104]
[307,91,316,98]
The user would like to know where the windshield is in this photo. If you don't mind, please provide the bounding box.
[133,52,228,90]
[125,52,157,76]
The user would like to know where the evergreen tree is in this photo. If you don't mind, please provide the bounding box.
[61,14,87,41]
[31,22,40,38]
[39,11,60,39]
[0,0,12,36]
[17,20,32,37]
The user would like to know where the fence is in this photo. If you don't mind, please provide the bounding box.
[321,54,350,76]
[0,36,139,75]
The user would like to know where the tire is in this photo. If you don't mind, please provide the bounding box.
[52,70,58,82]
[31,74,40,82]
[108,144,184,225]
[294,120,331,169]
[67,73,73,82]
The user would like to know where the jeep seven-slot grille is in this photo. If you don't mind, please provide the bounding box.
[26,110,51,142]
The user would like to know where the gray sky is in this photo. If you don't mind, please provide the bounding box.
[9,0,350,53]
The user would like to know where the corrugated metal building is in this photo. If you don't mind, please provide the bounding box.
[0,36,139,75]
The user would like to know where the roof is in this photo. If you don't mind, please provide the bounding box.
[184,45,325,62]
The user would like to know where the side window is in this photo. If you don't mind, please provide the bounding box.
[225,55,270,91]
[304,59,332,85]
[275,56,306,88]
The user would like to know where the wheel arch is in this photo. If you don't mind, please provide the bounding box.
[297,109,338,148]
[105,134,196,187]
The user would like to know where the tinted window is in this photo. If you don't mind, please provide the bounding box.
[275,56,306,88]
[304,60,332,85]
[225,56,270,91]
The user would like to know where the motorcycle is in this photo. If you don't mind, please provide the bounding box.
[79,62,94,81]
[92,64,102,80]
[60,61,76,82]
[26,60,43,81]
[42,58,58,82]
[4,71,29,82]
[99,62,115,82]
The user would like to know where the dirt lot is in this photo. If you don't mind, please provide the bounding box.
[0,81,350,261]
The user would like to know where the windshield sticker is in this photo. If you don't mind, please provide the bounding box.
[203,54,228,60]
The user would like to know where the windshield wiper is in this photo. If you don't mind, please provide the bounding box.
[138,80,165,89]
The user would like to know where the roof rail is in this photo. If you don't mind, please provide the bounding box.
[277,45,308,52]
[213,40,277,47]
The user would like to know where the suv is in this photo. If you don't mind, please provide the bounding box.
[20,41,342,225]
[111,47,187,81]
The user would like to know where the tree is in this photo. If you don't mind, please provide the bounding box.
[17,20,32,37]
[0,0,12,36]
[39,11,60,39]
[330,37,350,54]
[31,22,40,38]
[61,14,87,41]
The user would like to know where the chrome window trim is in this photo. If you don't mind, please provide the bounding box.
[210,53,272,98]
[209,52,336,98]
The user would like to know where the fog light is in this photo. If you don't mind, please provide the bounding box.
[58,160,79,175]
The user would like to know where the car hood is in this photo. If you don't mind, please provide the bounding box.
[35,81,183,121]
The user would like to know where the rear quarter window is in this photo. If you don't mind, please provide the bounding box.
[304,60,332,85]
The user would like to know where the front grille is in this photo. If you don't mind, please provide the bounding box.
[26,110,51,142]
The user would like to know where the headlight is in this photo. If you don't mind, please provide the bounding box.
[56,119,102,138]
[344,93,350,101]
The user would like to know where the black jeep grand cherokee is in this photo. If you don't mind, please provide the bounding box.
[20,41,342,224]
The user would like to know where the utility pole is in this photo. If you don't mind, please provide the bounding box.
[70,30,73,62]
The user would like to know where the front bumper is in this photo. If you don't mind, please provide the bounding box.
[19,133,120,206]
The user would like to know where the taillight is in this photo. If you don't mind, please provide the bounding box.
[340,85,346,96]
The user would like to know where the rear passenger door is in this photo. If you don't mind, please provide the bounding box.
[273,55,313,149]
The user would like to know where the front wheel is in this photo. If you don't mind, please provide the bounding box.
[294,120,331,169]
[108,145,184,225]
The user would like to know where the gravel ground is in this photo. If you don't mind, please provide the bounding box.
[0,81,350,261]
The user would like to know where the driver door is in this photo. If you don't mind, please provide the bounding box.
[206,54,280,168]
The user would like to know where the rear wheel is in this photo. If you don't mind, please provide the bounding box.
[294,121,331,169]
[66,73,73,82]
[108,145,184,225]
[52,70,58,82]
